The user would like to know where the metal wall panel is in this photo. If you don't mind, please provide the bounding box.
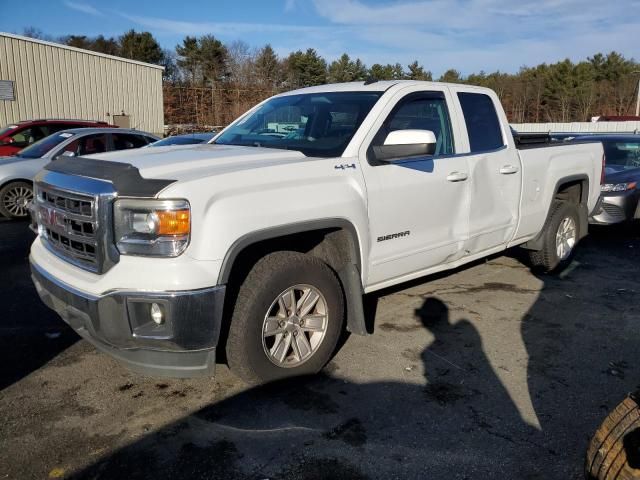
[0,33,164,135]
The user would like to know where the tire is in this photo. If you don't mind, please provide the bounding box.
[528,200,580,273]
[0,181,34,219]
[585,392,640,480]
[226,251,345,384]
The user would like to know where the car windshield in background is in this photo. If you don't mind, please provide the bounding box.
[214,92,383,157]
[603,141,640,172]
[17,132,75,159]
[0,125,18,137]
[149,133,215,147]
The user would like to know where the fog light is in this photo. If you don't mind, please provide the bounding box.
[150,303,164,325]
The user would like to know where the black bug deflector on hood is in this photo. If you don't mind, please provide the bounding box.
[45,156,176,197]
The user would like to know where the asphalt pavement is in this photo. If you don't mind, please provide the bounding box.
[1,218,639,479]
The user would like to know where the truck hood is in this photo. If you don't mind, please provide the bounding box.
[87,144,310,182]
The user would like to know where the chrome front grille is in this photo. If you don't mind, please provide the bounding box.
[35,185,100,271]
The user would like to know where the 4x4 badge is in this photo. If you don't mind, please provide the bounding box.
[334,163,356,170]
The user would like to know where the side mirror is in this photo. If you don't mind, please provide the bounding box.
[372,129,437,162]
[61,151,76,157]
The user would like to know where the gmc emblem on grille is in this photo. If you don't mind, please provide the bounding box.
[40,206,65,229]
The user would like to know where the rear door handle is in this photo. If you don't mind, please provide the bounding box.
[499,165,519,175]
[446,171,468,182]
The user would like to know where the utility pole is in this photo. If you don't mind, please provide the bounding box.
[633,71,640,117]
[636,76,640,117]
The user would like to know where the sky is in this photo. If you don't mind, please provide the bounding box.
[1,0,639,76]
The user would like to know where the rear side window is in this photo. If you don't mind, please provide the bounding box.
[457,92,504,152]
[77,134,108,156]
[112,133,149,151]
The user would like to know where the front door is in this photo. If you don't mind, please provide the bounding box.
[361,89,470,287]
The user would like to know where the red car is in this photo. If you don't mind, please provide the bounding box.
[0,119,115,156]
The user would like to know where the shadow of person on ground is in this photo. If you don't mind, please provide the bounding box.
[416,298,539,447]
[0,220,76,390]
[70,298,541,480]
[522,221,640,475]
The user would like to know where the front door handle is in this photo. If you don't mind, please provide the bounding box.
[499,165,519,175]
[446,171,468,182]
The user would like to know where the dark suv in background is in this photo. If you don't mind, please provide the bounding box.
[0,119,115,156]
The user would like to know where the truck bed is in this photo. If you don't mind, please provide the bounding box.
[512,131,602,150]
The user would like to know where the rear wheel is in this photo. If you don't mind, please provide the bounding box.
[226,251,345,384]
[0,181,33,219]
[585,392,640,479]
[528,200,580,272]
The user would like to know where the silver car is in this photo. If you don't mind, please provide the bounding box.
[0,128,159,218]
[573,135,640,225]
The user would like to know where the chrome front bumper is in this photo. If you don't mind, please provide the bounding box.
[30,259,225,378]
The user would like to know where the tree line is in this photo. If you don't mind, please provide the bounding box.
[22,27,640,123]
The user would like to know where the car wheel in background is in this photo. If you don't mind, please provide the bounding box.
[528,200,580,272]
[0,181,34,219]
[226,251,345,384]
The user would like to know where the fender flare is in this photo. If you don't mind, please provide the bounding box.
[523,174,590,251]
[217,218,369,336]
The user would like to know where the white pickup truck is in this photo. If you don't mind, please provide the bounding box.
[29,81,604,384]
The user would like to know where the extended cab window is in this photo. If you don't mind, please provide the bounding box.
[457,92,504,152]
[373,92,454,157]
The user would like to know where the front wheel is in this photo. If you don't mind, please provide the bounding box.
[0,181,34,219]
[528,200,580,273]
[226,251,345,384]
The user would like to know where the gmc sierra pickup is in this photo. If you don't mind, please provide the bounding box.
[29,81,604,384]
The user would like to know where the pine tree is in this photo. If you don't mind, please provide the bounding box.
[119,30,163,64]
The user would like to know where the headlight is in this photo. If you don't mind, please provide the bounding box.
[601,182,637,193]
[114,199,190,257]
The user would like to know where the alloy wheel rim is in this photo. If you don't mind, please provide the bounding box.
[555,216,577,261]
[262,284,328,368]
[3,186,33,217]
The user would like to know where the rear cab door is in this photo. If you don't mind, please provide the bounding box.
[447,86,522,255]
[358,84,471,289]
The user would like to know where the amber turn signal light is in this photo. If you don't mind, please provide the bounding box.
[156,209,190,235]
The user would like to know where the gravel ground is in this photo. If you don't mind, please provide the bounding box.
[1,219,639,480]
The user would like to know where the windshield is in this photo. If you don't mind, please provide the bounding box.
[215,92,383,157]
[18,132,76,159]
[0,125,19,137]
[603,141,640,172]
[149,134,214,147]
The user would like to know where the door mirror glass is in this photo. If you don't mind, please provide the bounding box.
[373,129,437,162]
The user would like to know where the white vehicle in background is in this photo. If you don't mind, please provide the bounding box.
[0,128,158,218]
[29,81,604,384]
